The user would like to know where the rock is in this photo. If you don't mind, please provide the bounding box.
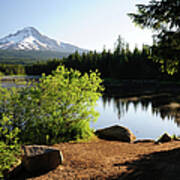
[4,162,22,180]
[22,145,63,173]
[133,139,155,144]
[156,133,172,143]
[95,125,136,142]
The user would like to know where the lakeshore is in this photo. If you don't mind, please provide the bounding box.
[12,138,180,180]
[2,78,180,179]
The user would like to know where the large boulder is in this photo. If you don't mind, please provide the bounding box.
[22,145,63,173]
[95,125,136,142]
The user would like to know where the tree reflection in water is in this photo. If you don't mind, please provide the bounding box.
[102,92,180,126]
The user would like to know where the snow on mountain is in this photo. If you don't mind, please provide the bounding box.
[0,27,86,53]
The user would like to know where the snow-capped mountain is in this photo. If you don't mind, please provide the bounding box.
[0,27,86,53]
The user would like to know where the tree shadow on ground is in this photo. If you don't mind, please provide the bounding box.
[112,147,180,180]
[6,166,53,180]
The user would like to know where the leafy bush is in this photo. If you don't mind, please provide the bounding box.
[0,66,103,144]
[0,115,20,178]
[0,71,4,76]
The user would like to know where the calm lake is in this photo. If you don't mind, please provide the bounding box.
[2,80,180,140]
[91,96,180,140]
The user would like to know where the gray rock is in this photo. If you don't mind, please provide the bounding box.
[22,145,63,173]
[95,125,136,142]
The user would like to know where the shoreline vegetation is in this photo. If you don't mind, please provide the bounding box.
[2,74,180,179]
[1,74,180,85]
[0,66,104,178]
[1,75,180,97]
[0,23,180,180]
[1,63,180,179]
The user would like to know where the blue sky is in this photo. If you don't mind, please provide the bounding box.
[0,0,152,51]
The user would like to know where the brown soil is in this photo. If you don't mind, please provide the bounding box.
[13,139,180,180]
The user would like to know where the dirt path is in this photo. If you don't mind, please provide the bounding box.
[14,139,180,180]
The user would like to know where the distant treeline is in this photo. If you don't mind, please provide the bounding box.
[0,37,179,80]
[0,49,70,64]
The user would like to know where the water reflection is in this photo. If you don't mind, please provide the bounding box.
[102,92,180,126]
[102,96,128,119]
[1,82,26,88]
[1,80,180,139]
[91,92,180,139]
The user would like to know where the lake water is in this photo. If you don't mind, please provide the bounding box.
[91,95,180,140]
[1,80,180,140]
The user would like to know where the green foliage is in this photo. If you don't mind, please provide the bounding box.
[128,0,180,74]
[171,134,178,140]
[128,0,179,31]
[0,35,175,79]
[25,59,62,75]
[0,71,4,76]
[0,115,20,178]
[62,40,161,80]
[0,35,167,79]
[0,66,103,144]
[0,64,25,75]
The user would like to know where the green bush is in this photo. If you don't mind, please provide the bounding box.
[0,65,103,144]
[0,115,20,178]
[0,71,4,76]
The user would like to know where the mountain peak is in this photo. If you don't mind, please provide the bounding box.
[21,27,41,35]
[23,26,36,31]
[0,27,86,53]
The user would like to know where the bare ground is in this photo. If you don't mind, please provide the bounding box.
[12,139,180,180]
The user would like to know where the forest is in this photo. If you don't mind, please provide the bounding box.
[0,49,70,64]
[0,36,179,81]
